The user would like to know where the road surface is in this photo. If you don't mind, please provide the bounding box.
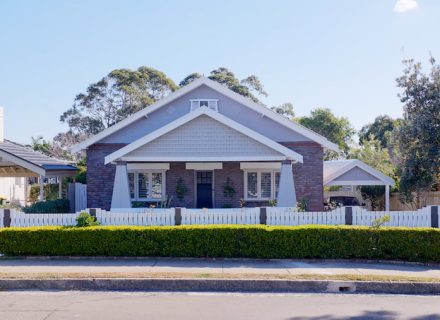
[0,291,439,319]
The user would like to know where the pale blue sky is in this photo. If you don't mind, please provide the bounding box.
[1,0,439,144]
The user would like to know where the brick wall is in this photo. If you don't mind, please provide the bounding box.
[86,144,126,210]
[166,162,195,208]
[86,142,323,211]
[282,142,324,211]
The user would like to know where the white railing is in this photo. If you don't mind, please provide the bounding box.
[352,206,431,227]
[267,207,345,226]
[181,208,260,225]
[94,208,175,226]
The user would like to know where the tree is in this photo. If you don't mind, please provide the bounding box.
[207,67,266,103]
[179,73,202,87]
[359,115,402,148]
[271,102,295,120]
[298,108,355,159]
[395,58,440,206]
[61,67,178,138]
[350,136,396,210]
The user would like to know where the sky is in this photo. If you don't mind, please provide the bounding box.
[1,0,439,144]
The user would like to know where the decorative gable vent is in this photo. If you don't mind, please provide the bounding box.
[190,99,218,112]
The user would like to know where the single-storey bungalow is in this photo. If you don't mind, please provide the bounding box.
[73,77,341,211]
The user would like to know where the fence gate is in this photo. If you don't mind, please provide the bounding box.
[68,183,87,213]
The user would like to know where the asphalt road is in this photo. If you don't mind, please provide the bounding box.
[0,291,440,320]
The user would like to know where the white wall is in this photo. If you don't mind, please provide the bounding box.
[0,177,27,206]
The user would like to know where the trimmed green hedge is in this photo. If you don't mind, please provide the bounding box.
[0,225,440,262]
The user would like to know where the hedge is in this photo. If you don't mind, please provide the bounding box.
[0,225,440,262]
[23,199,69,213]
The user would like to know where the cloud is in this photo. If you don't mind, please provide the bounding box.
[393,0,419,13]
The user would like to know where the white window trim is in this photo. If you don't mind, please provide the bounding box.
[128,170,167,202]
[243,170,280,201]
[190,99,219,112]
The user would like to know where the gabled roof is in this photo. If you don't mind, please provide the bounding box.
[105,106,303,164]
[0,140,77,177]
[324,159,394,186]
[72,77,339,153]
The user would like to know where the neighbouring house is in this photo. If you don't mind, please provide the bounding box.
[73,77,339,211]
[0,107,78,206]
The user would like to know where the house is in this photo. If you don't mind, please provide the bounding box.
[72,77,339,211]
[0,107,78,205]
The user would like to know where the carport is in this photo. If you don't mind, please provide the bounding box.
[324,159,394,211]
[0,139,77,202]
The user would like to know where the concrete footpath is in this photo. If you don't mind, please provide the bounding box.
[1,257,440,294]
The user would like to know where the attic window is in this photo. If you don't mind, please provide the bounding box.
[190,99,218,112]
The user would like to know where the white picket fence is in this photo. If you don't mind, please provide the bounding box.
[181,208,260,225]
[267,207,345,226]
[352,206,431,227]
[92,208,175,226]
[0,206,437,228]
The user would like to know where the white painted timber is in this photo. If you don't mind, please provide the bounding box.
[181,208,260,225]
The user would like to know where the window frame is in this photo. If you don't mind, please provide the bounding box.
[190,99,219,112]
[243,170,280,201]
[128,170,167,201]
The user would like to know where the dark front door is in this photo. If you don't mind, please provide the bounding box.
[196,171,213,208]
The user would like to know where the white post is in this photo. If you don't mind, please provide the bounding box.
[39,175,45,201]
[385,184,390,211]
[276,160,297,207]
[111,161,132,209]
[58,177,62,199]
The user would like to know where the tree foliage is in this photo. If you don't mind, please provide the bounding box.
[298,108,355,159]
[61,67,178,137]
[359,115,402,148]
[395,58,440,205]
[271,102,295,120]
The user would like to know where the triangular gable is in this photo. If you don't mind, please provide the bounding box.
[105,107,303,164]
[324,160,394,186]
[73,77,338,153]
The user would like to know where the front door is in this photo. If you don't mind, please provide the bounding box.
[196,171,213,208]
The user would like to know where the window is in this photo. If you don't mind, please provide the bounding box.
[244,171,280,200]
[190,99,218,112]
[128,171,165,201]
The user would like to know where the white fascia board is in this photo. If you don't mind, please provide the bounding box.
[186,162,223,170]
[240,162,282,170]
[105,107,303,164]
[325,180,389,186]
[72,77,338,153]
[0,150,45,176]
[324,159,394,186]
[71,77,208,153]
[127,163,170,170]
[120,156,287,162]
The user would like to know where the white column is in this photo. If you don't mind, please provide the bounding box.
[276,160,297,207]
[385,184,390,211]
[111,161,132,209]
[39,175,45,201]
[58,177,63,199]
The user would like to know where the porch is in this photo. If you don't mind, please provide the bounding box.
[111,161,299,209]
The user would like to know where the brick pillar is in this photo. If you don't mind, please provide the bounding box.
[260,207,267,225]
[3,209,11,228]
[175,208,182,226]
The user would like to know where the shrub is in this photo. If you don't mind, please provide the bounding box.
[75,212,100,227]
[23,199,69,213]
[0,225,440,262]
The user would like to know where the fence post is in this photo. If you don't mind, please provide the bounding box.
[175,208,182,226]
[345,207,353,225]
[3,209,11,228]
[89,208,97,217]
[260,207,267,225]
[431,206,439,228]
